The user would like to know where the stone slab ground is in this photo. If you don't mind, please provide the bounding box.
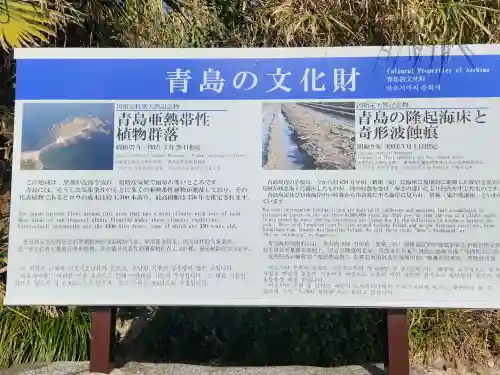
[2,362,497,375]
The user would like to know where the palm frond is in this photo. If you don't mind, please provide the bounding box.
[0,0,82,49]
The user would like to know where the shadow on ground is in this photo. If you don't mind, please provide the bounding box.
[115,307,387,373]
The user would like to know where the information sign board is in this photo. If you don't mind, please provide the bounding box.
[6,45,500,308]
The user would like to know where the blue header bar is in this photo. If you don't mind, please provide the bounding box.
[15,54,500,100]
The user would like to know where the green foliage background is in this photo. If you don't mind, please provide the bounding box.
[136,308,386,366]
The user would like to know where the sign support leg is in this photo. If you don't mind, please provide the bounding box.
[386,309,410,375]
[90,307,116,374]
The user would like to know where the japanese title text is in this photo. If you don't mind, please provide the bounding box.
[358,108,487,141]
[166,67,360,95]
[116,111,210,142]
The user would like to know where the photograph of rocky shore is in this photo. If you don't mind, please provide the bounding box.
[262,102,356,170]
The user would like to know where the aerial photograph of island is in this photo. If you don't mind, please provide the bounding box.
[262,102,356,170]
[20,103,115,171]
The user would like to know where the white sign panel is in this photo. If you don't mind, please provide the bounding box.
[6,46,500,308]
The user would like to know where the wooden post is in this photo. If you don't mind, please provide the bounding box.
[87,307,410,375]
[386,309,410,375]
[90,307,116,374]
